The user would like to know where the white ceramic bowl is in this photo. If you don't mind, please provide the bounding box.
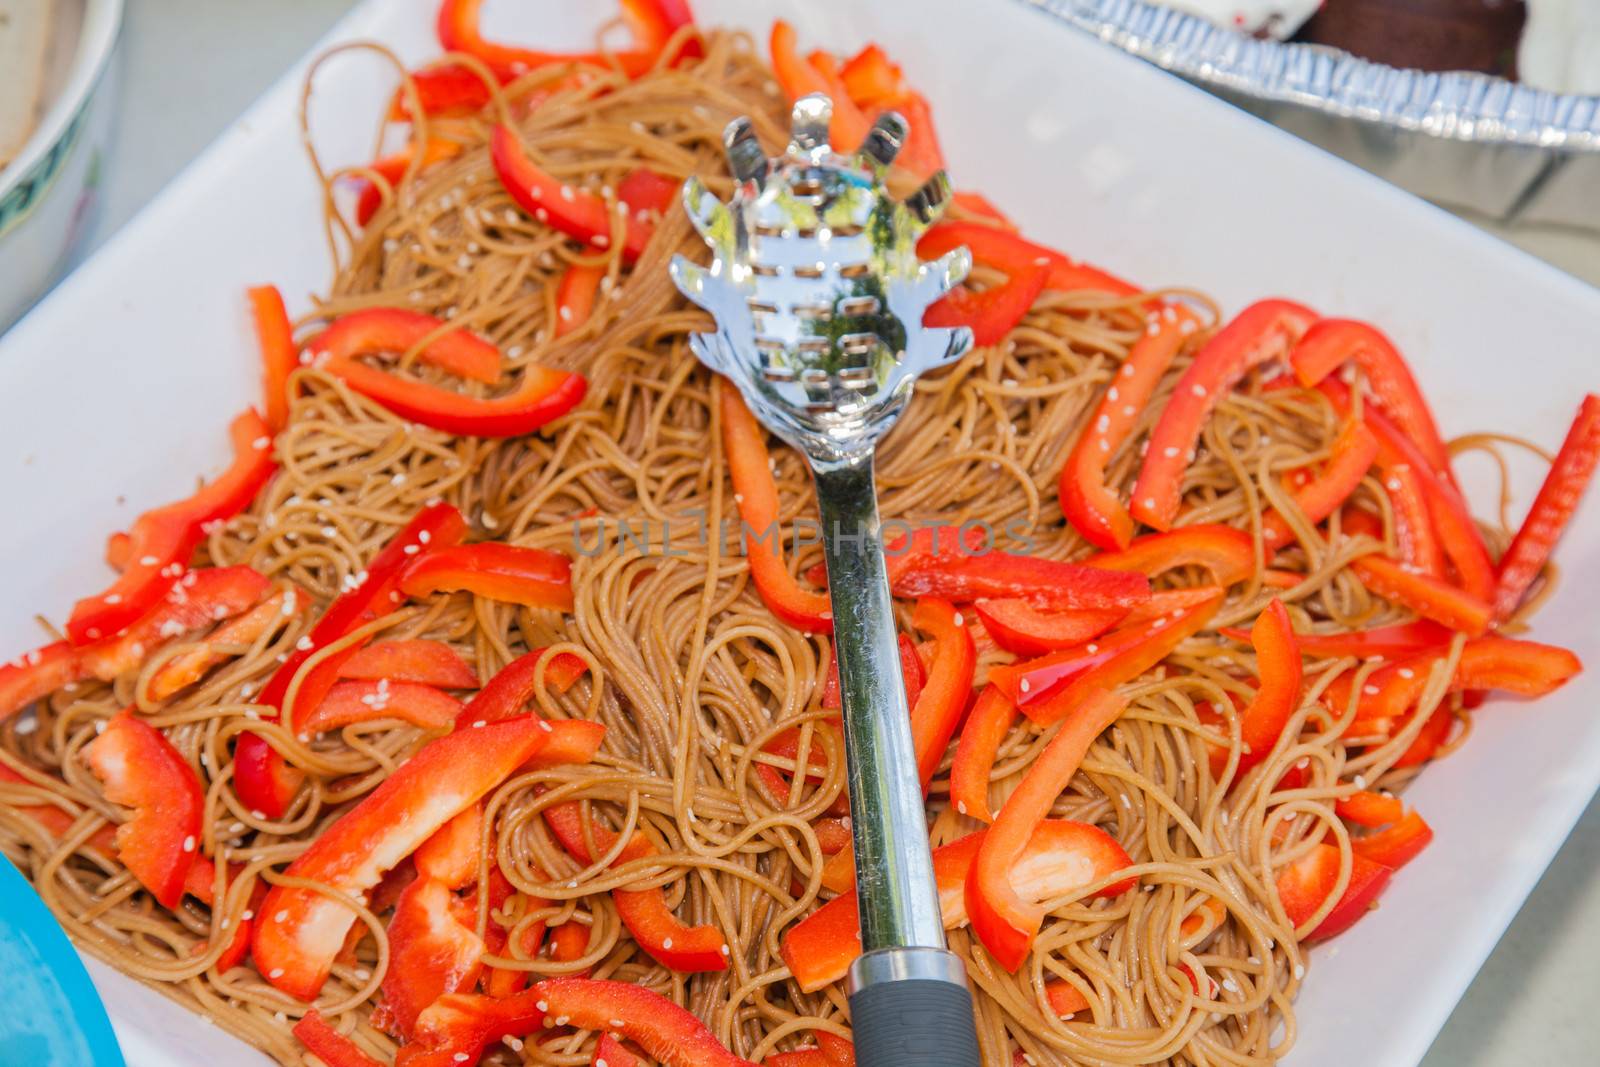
[0,0,124,332]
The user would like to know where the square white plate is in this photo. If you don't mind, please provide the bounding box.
[1,1,1596,1064]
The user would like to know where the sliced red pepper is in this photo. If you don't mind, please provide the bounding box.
[1341,636,1580,728]
[1336,790,1405,828]
[67,409,276,645]
[542,801,729,972]
[77,566,272,681]
[399,542,574,611]
[1045,979,1090,1018]
[1275,843,1393,941]
[249,285,297,433]
[619,0,699,54]
[1085,524,1256,587]
[972,599,1127,657]
[909,599,977,790]
[456,647,591,727]
[592,1033,641,1067]
[252,716,550,1000]
[490,125,656,261]
[720,381,832,632]
[340,639,478,689]
[1019,595,1223,725]
[891,551,1150,613]
[871,91,944,181]
[148,585,306,701]
[402,979,757,1067]
[312,308,501,385]
[810,816,852,855]
[1130,300,1318,531]
[437,0,655,82]
[415,804,484,889]
[390,64,494,121]
[549,918,592,970]
[769,22,870,151]
[1381,460,1446,577]
[948,685,1016,823]
[1393,704,1454,768]
[1494,393,1600,620]
[383,875,487,1039]
[525,720,605,770]
[1351,810,1434,871]
[293,1011,385,1067]
[352,138,464,226]
[917,222,1137,297]
[1260,419,1379,550]
[1291,319,1452,477]
[924,264,1049,347]
[967,688,1130,970]
[235,504,468,818]
[1222,618,1450,660]
[555,263,606,338]
[1061,312,1194,550]
[299,680,464,736]
[1228,599,1302,777]
[0,641,87,722]
[838,43,903,105]
[105,530,132,570]
[615,166,679,220]
[1320,380,1495,600]
[85,710,204,909]
[1351,556,1492,637]
[782,820,1129,992]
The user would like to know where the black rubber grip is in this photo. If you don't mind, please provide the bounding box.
[849,977,981,1067]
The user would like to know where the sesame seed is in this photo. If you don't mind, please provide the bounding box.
[403,544,421,555]
[1191,384,1207,397]
[663,938,673,949]
[296,636,314,651]
[1398,668,1415,679]
[1020,678,1031,693]
[1143,497,1156,509]
[269,968,284,979]
[1086,643,1099,653]
[182,836,196,852]
[1164,446,1180,457]
[252,436,271,451]
[1293,964,1305,979]
[536,999,549,1012]
[105,593,122,605]
[454,1055,469,1063]
[1363,684,1380,695]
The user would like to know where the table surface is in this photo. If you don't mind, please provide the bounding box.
[88,2,1600,1065]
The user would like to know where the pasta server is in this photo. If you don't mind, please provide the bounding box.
[672,95,981,1067]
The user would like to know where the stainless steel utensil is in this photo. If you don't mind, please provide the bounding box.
[672,94,982,1067]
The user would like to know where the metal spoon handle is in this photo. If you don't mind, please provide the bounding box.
[811,455,981,1066]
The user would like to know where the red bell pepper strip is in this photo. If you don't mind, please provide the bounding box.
[339,639,478,689]
[839,43,903,105]
[782,820,1131,992]
[389,65,494,120]
[555,263,606,338]
[1290,319,1452,478]
[1085,524,1256,587]
[1019,595,1223,725]
[948,685,1016,823]
[810,816,853,856]
[1352,810,1433,871]
[769,22,870,151]
[1227,599,1302,777]
[456,647,590,727]
[235,503,469,818]
[415,803,483,889]
[104,530,132,570]
[890,551,1150,613]
[184,857,264,972]
[313,308,502,385]
[293,1011,385,1067]
[0,642,87,722]
[620,0,699,52]
[615,166,680,220]
[1275,843,1393,941]
[249,285,297,433]
[870,91,944,180]
[490,125,656,261]
[252,716,550,1000]
[1338,636,1580,728]
[1351,556,1493,637]
[549,918,592,970]
[383,875,487,1039]
[972,599,1127,657]
[1222,618,1450,660]
[592,1033,641,1067]
[909,599,977,789]
[66,409,276,645]
[1045,980,1091,1018]
[1260,420,1379,550]
[299,680,464,736]
[1130,300,1318,531]
[1336,790,1405,828]
[917,222,1137,297]
[85,710,204,909]
[1392,705,1454,768]
[401,979,757,1067]
[352,138,463,226]
[1494,394,1600,620]
[437,0,656,82]
[1319,380,1495,600]
[1381,460,1446,577]
[1061,312,1195,550]
[966,688,1130,970]
[77,566,273,681]
[148,585,307,701]
[924,264,1049,348]
[720,381,832,631]
[399,543,574,611]
[541,801,729,972]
